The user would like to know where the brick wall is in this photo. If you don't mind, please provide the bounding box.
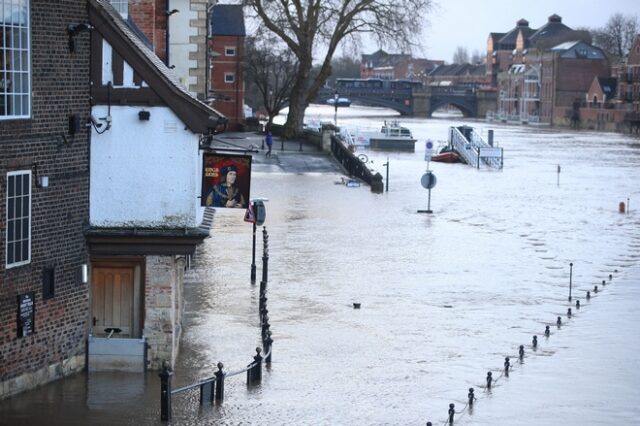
[210,35,245,130]
[0,0,90,399]
[129,0,165,61]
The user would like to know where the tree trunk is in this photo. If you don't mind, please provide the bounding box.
[282,57,314,138]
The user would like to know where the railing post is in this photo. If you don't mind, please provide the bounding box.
[214,362,225,402]
[253,347,263,383]
[159,363,173,421]
[264,331,273,364]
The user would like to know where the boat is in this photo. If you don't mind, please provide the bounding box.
[326,97,352,107]
[368,120,416,151]
[431,144,461,163]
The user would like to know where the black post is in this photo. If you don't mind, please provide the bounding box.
[384,157,389,192]
[468,387,475,406]
[253,347,263,383]
[448,403,455,424]
[504,357,510,376]
[264,331,273,364]
[159,364,173,421]
[214,362,225,402]
[486,371,492,389]
[281,136,284,151]
[262,227,269,284]
[251,222,257,284]
[568,262,573,301]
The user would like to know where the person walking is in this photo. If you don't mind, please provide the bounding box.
[265,131,273,157]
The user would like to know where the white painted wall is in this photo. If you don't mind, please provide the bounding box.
[90,105,204,228]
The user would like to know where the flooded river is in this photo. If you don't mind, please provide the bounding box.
[2,106,639,425]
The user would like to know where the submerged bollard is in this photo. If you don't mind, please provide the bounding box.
[532,335,538,348]
[214,362,225,402]
[448,403,455,424]
[264,331,273,364]
[576,300,580,309]
[486,371,493,389]
[602,279,606,287]
[545,325,550,337]
[567,308,572,318]
[468,387,475,406]
[586,290,591,300]
[160,363,173,421]
[609,274,613,281]
[519,345,525,360]
[594,285,599,293]
[504,357,510,376]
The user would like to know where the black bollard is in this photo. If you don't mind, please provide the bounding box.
[557,316,562,327]
[519,345,525,360]
[252,347,263,384]
[576,300,580,309]
[486,371,493,389]
[594,285,598,293]
[426,423,432,426]
[602,279,606,287]
[586,290,591,300]
[545,325,550,337]
[504,357,510,376]
[448,403,455,424]
[532,335,538,348]
[567,308,572,318]
[609,273,613,281]
[214,362,225,401]
[159,363,173,421]
[468,387,475,406]
[264,331,273,364]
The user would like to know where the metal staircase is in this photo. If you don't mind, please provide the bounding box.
[449,126,503,169]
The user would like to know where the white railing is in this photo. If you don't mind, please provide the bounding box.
[449,126,503,169]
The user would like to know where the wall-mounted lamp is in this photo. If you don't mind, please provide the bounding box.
[138,110,151,121]
[166,9,179,16]
[33,163,49,188]
[67,22,93,52]
[80,264,88,284]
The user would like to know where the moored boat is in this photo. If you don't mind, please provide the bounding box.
[368,120,417,151]
[431,150,460,163]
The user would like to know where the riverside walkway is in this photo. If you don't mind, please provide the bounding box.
[209,131,343,174]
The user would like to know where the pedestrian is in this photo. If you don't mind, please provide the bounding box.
[265,131,273,157]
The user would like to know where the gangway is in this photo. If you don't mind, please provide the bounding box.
[448,126,503,169]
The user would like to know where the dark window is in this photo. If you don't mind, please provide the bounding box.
[6,170,31,267]
[42,268,55,299]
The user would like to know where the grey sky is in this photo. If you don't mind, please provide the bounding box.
[406,0,637,62]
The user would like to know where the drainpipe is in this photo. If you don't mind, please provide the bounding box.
[165,0,170,65]
[205,2,214,101]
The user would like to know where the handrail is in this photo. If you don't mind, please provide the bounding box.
[449,126,503,169]
[171,375,216,395]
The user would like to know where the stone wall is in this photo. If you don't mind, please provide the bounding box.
[143,255,185,369]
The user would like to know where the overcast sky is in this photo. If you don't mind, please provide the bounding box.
[358,0,638,63]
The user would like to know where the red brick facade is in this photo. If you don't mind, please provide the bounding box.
[128,0,167,62]
[1,0,90,398]
[209,35,245,131]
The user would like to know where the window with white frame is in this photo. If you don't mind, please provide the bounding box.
[224,72,235,83]
[1,0,31,118]
[225,46,236,56]
[6,170,31,267]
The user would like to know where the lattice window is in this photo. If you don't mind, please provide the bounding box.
[6,170,31,268]
[1,0,31,118]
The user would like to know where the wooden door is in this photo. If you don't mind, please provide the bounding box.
[92,266,134,337]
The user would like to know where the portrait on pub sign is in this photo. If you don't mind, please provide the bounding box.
[201,154,252,208]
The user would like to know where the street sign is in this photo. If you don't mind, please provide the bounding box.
[479,147,502,158]
[421,171,437,189]
[424,140,434,161]
[244,203,256,223]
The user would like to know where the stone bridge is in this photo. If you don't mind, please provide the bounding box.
[317,83,497,118]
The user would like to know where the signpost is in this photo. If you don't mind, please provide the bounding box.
[247,199,267,283]
[418,170,437,214]
[424,139,434,163]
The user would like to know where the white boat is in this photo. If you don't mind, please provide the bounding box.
[344,120,416,151]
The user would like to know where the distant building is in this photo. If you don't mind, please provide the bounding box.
[427,63,487,87]
[209,4,246,131]
[360,49,443,80]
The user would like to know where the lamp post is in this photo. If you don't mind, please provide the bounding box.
[333,91,339,126]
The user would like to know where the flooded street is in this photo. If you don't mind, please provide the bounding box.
[2,106,640,425]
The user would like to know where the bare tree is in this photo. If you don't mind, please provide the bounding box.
[452,46,469,64]
[471,49,484,65]
[591,13,639,60]
[244,34,298,131]
[242,0,434,137]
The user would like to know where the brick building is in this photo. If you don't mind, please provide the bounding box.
[208,4,245,131]
[1,0,91,398]
[360,49,443,80]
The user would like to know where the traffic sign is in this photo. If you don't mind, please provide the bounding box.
[424,140,434,161]
[421,171,437,189]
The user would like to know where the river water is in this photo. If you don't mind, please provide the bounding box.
[2,106,639,425]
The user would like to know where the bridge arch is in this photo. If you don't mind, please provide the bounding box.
[429,100,475,118]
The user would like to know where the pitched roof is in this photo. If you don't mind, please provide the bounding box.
[88,0,226,134]
[211,5,246,37]
[498,18,533,48]
[529,14,574,45]
[551,40,607,60]
[596,77,617,100]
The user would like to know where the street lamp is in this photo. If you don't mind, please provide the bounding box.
[333,91,339,126]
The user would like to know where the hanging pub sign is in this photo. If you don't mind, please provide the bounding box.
[17,292,35,338]
[201,153,252,208]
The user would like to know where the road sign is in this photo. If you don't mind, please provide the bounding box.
[479,147,502,158]
[244,203,256,223]
[424,140,434,161]
[421,171,437,189]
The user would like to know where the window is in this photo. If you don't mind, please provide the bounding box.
[1,0,31,118]
[108,0,128,17]
[225,47,236,56]
[6,170,31,267]
[224,72,235,83]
